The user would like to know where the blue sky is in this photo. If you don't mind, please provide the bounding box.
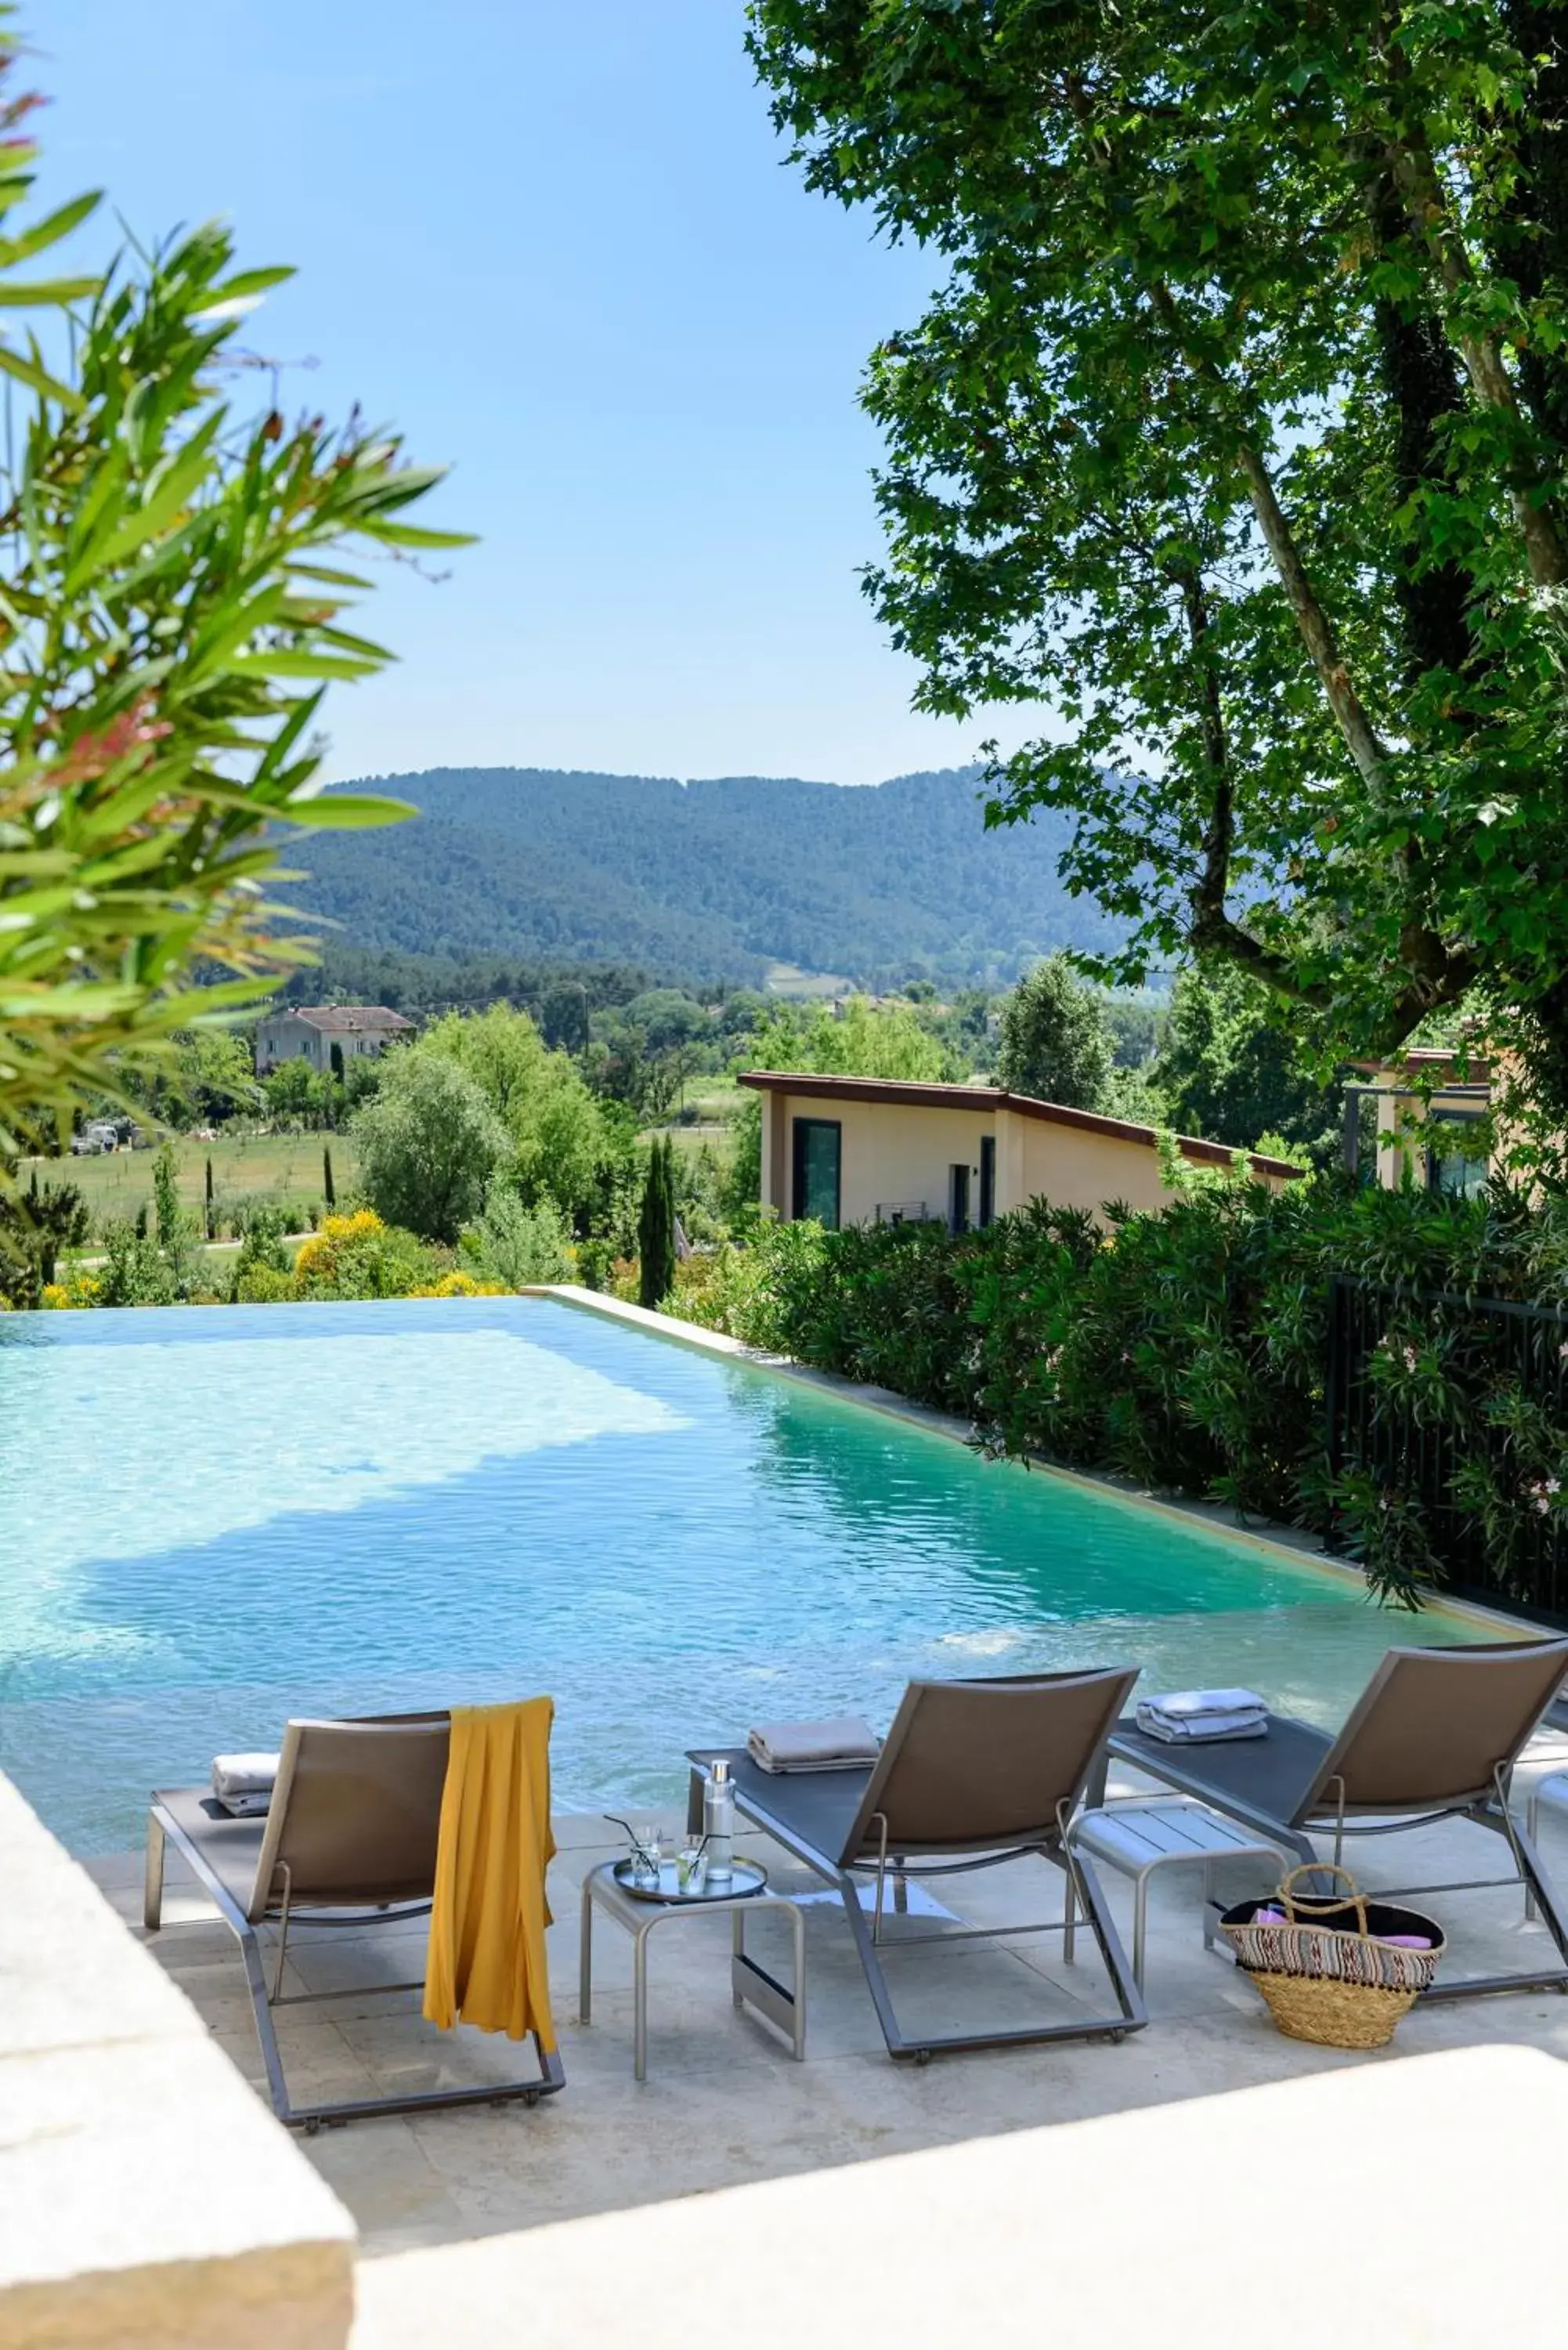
[39,1,1034,787]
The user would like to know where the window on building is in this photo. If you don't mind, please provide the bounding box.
[1426,1109,1490,1199]
[978,1136,995,1228]
[948,1162,970,1235]
[791,1118,841,1228]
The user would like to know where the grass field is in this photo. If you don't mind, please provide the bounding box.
[641,1084,743,1161]
[20,1132,356,1234]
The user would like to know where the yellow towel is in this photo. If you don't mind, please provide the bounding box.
[423,1697,558,2047]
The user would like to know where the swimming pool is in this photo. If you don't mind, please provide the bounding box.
[0,1293,1484,1852]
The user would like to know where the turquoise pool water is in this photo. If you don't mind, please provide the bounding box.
[0,1295,1482,1853]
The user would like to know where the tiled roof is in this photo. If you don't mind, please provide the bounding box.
[275,1005,414,1035]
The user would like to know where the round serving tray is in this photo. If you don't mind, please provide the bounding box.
[611,1856,768,1905]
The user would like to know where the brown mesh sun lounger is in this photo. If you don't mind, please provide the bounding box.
[145,1710,565,2131]
[1107,1638,1568,2001]
[688,1667,1146,2062]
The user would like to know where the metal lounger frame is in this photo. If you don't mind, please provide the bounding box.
[1104,1639,1568,2005]
[686,1754,1147,2063]
[146,1796,565,2132]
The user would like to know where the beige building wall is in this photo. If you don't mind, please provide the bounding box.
[761,1092,997,1226]
[1014,1116,1196,1217]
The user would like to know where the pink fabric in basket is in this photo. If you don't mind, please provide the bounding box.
[1248,1906,1430,1949]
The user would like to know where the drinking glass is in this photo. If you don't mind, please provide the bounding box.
[633,1826,661,1891]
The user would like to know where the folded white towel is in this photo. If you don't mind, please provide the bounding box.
[1143,1689,1266,1721]
[211,1752,279,1804]
[211,1786,273,1817]
[747,1716,882,1773]
[1136,1709,1267,1745]
[1136,1690,1268,1745]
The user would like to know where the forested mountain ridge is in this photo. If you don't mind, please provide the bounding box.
[294,765,1119,985]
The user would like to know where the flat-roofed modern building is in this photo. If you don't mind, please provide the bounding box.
[739,1071,1303,1232]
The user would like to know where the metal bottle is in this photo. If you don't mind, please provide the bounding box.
[703,1759,735,1885]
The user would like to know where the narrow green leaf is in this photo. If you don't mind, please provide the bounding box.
[227,650,384,682]
[0,274,99,306]
[279,793,417,828]
[0,339,81,408]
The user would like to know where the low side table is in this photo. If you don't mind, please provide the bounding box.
[1067,1801,1289,1989]
[578,1862,807,2081]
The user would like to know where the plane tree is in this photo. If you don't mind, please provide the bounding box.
[749,0,1568,1109]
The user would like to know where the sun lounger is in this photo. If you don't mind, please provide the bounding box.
[145,1710,565,2131]
[688,1667,1146,2061]
[1106,1638,1568,2001]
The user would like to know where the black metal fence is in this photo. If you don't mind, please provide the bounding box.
[1326,1275,1568,1622]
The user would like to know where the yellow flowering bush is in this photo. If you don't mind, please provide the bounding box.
[409,1270,507,1299]
[40,1271,101,1311]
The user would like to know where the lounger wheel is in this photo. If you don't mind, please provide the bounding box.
[913,2048,934,2067]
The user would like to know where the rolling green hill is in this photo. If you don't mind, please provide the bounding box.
[294,765,1119,987]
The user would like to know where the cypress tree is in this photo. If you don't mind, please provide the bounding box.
[323,1144,336,1209]
[638,1137,677,1310]
[204,1154,215,1241]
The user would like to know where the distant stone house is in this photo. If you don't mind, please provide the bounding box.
[254,1004,414,1077]
[740,1072,1303,1233]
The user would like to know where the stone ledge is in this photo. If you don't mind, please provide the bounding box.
[351,2044,1568,2349]
[0,1774,355,2350]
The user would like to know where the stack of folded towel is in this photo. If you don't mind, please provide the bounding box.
[1135,1689,1268,1745]
[746,1716,882,1774]
[210,1752,280,1817]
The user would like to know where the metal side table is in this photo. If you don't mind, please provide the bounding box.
[1067,1801,1289,1989]
[578,1861,807,2081]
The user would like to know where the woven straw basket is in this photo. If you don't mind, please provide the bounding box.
[1220,1864,1445,2051]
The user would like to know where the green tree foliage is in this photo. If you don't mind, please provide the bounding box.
[1104,999,1165,1072]
[277,944,662,1029]
[152,1142,180,1249]
[995,957,1114,1110]
[748,995,963,1082]
[351,1050,506,1242]
[1157,966,1341,1160]
[638,1136,678,1310]
[415,1004,610,1224]
[262,1058,323,1129]
[229,1204,291,1301]
[120,1029,260,1132]
[0,33,459,1163]
[747,0,1568,1114]
[461,1185,571,1289]
[95,1220,179,1308]
[293,765,1118,988]
[0,1167,88,1304]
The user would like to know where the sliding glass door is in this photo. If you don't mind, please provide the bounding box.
[791,1117,841,1228]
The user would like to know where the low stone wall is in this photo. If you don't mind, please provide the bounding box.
[351,2045,1568,2349]
[0,1773,355,2350]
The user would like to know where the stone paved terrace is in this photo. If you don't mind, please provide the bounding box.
[85,1757,1568,2260]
